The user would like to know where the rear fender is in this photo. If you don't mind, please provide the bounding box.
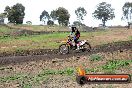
[80,40,87,45]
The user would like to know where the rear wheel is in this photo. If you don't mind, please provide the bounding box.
[82,42,91,52]
[59,44,69,54]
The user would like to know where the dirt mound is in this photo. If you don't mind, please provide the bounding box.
[1,24,54,37]
[93,40,132,53]
[0,49,58,57]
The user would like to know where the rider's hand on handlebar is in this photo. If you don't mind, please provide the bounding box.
[68,35,73,38]
[68,35,70,37]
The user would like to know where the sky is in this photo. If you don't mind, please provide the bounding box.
[0,0,131,27]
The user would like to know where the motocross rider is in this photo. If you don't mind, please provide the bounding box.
[70,26,80,50]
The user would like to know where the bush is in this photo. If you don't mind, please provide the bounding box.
[47,20,54,26]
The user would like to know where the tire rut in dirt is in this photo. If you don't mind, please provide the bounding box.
[0,40,131,65]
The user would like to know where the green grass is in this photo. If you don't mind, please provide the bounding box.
[128,36,132,40]
[7,24,70,31]
[0,32,69,52]
[0,60,131,87]
[102,60,132,74]
[102,60,132,70]
[39,68,75,76]
[89,54,103,61]
[0,25,131,54]
[0,25,15,34]
[85,59,132,73]
[0,31,109,53]
[0,74,28,83]
[0,67,13,70]
[0,67,75,87]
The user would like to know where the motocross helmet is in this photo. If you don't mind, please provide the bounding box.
[71,26,76,32]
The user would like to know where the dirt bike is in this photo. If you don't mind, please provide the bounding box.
[59,36,91,54]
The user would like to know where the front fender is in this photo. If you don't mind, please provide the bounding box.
[61,41,67,43]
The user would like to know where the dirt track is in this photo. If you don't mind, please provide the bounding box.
[0,40,131,65]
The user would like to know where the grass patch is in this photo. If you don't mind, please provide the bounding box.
[85,59,132,74]
[0,74,28,83]
[7,24,70,31]
[0,67,75,87]
[85,68,99,73]
[22,83,32,88]
[0,31,110,53]
[90,54,103,61]
[0,31,100,52]
[0,32,69,52]
[0,27,131,54]
[128,36,132,40]
[101,60,132,73]
[0,32,68,42]
[0,67,13,70]
[0,25,14,34]
[0,63,131,87]
[39,68,75,76]
[102,60,132,70]
[15,47,25,53]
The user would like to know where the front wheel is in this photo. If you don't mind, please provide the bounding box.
[59,44,69,54]
[82,42,91,52]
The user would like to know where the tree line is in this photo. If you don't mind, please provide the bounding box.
[39,7,87,26]
[0,2,132,28]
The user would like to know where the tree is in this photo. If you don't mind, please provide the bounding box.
[50,10,57,22]
[40,10,50,24]
[55,7,70,26]
[93,2,115,27]
[75,7,87,23]
[73,21,83,27]
[47,20,54,26]
[4,3,25,24]
[122,2,132,28]
[4,6,10,15]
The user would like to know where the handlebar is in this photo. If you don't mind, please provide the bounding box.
[68,35,73,38]
[68,36,74,40]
